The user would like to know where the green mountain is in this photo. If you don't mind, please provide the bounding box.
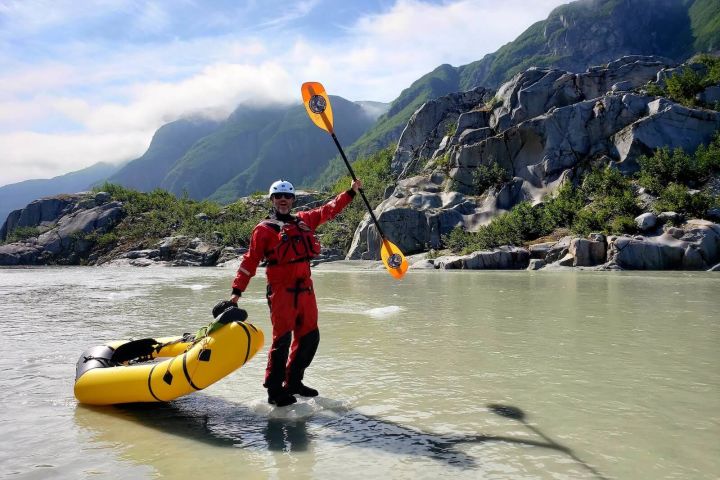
[457,0,708,91]
[156,96,377,202]
[0,161,122,224]
[109,117,222,191]
[322,0,720,187]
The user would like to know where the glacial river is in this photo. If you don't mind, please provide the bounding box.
[0,263,718,479]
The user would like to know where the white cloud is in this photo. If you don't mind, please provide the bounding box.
[132,1,172,35]
[256,0,320,29]
[0,61,296,185]
[1,0,570,187]
[286,0,568,102]
[0,130,150,184]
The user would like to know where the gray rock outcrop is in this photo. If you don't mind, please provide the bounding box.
[607,220,720,270]
[392,88,492,178]
[528,221,720,271]
[0,193,124,265]
[347,56,720,261]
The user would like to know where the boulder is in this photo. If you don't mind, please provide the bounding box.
[347,175,493,259]
[545,237,573,264]
[433,246,529,270]
[612,99,720,174]
[0,243,43,265]
[158,236,189,259]
[0,198,125,266]
[0,195,82,242]
[635,212,657,232]
[706,208,720,222]
[527,259,546,270]
[568,237,607,266]
[217,246,247,265]
[124,249,160,259]
[528,242,555,259]
[607,235,684,269]
[658,211,682,225]
[173,240,222,266]
[697,85,720,106]
[607,221,720,270]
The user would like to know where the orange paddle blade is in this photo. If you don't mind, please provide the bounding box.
[380,239,408,280]
[301,82,334,133]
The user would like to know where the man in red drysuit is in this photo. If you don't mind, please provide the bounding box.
[229,178,361,407]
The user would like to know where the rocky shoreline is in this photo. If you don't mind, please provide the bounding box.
[1,190,718,271]
[409,217,720,272]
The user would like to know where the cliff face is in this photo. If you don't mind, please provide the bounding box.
[347,55,720,265]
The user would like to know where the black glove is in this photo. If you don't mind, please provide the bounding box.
[212,300,237,318]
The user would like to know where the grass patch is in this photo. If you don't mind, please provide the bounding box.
[4,226,41,244]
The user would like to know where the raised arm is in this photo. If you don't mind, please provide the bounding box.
[299,179,361,229]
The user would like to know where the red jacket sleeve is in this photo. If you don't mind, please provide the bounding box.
[299,190,354,230]
[232,224,269,293]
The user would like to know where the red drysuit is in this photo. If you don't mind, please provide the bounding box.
[232,190,354,390]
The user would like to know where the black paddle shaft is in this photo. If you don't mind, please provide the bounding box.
[330,132,388,240]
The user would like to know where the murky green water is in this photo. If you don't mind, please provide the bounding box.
[0,263,718,479]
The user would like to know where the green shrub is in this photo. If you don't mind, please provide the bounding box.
[5,226,40,243]
[538,182,586,233]
[317,146,394,252]
[636,134,720,219]
[637,147,703,193]
[94,182,267,248]
[96,232,119,248]
[665,67,703,106]
[443,201,547,253]
[445,122,457,137]
[569,167,639,236]
[609,215,638,234]
[472,163,511,194]
[645,82,665,97]
[694,134,720,174]
[654,183,714,217]
[697,54,720,86]
[434,153,451,174]
[442,166,641,253]
[443,227,481,254]
[640,55,720,107]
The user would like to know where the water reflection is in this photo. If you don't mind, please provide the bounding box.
[75,394,607,476]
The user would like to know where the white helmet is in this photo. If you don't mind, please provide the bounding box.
[268,179,295,196]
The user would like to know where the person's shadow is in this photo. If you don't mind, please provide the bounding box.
[75,395,608,477]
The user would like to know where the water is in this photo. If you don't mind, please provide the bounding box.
[0,263,718,479]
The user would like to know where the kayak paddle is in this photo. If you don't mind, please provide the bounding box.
[301,81,408,279]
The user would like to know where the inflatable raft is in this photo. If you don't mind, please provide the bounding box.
[74,308,264,405]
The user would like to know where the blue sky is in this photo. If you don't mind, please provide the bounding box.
[0,0,567,186]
